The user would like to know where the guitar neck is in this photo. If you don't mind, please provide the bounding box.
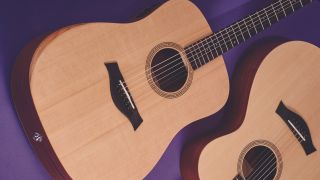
[185,0,313,70]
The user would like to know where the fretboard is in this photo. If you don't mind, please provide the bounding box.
[185,0,313,70]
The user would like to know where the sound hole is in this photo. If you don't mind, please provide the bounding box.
[242,145,277,179]
[150,48,188,92]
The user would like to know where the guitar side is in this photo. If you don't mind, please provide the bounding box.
[195,41,320,179]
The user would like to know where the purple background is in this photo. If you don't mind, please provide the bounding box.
[0,0,319,179]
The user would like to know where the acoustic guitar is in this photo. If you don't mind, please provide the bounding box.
[11,0,314,179]
[182,41,320,180]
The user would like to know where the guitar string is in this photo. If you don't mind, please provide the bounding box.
[133,0,303,102]
[255,134,303,180]
[244,130,300,180]
[250,137,300,180]
[241,121,299,178]
[124,0,303,94]
[123,0,293,89]
[135,1,307,178]
[128,0,307,176]
[125,0,299,102]
[231,2,311,178]
[123,0,300,86]
[137,0,303,89]
[244,128,290,178]
[232,124,294,179]
[251,134,295,180]
[121,0,304,91]
[247,129,304,180]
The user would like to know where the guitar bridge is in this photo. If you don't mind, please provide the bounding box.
[105,62,143,130]
[276,101,316,155]
[118,80,135,110]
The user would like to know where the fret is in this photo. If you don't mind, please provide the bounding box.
[279,0,287,16]
[242,17,256,37]
[299,0,304,7]
[216,31,229,52]
[191,43,202,68]
[263,8,272,26]
[185,45,198,70]
[212,34,224,55]
[249,15,258,33]
[275,1,286,19]
[230,25,240,45]
[204,37,214,60]
[292,0,304,10]
[224,28,235,48]
[194,43,204,66]
[186,44,195,69]
[199,39,210,63]
[196,40,206,64]
[251,13,264,33]
[183,0,312,70]
[271,3,279,21]
[288,0,295,12]
[221,29,231,51]
[198,39,209,65]
[256,12,264,30]
[265,4,278,24]
[192,53,199,69]
[208,36,219,57]
[238,19,251,40]
[246,16,258,36]
[242,19,251,38]
[282,0,295,15]
[228,27,239,46]
[235,21,246,42]
[191,44,200,69]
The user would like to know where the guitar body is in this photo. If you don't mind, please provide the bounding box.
[11,0,229,179]
[196,41,320,180]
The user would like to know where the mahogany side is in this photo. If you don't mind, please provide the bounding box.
[180,38,287,180]
[11,35,72,179]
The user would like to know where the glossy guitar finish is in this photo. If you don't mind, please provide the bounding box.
[183,41,320,180]
[11,0,229,179]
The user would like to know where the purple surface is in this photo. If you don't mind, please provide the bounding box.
[0,0,319,179]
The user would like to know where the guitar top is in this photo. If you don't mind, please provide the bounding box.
[189,41,320,179]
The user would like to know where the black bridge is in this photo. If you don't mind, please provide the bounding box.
[105,63,143,130]
[276,101,316,155]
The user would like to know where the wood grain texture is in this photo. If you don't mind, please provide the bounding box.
[198,41,320,180]
[180,38,286,180]
[11,35,72,179]
[17,0,229,179]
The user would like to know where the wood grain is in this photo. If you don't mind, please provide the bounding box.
[14,0,229,179]
[11,35,72,179]
[198,41,320,180]
[180,38,286,180]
